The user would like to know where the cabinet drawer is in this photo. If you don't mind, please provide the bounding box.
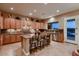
[16,35,21,42]
[3,35,11,44]
[4,18,11,29]
[10,18,16,29]
[10,35,16,43]
[0,16,3,29]
[15,20,21,29]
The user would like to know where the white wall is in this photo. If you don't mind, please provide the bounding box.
[47,17,56,23]
[58,17,64,29]
[63,16,79,45]
[48,17,64,29]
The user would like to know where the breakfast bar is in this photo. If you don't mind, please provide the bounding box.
[21,34,34,56]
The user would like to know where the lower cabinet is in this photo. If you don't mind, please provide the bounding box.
[52,29,64,43]
[10,35,16,43]
[16,35,21,42]
[58,30,64,43]
[3,35,11,45]
[0,35,2,45]
[3,34,21,45]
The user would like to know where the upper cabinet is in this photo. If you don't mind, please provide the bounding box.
[38,23,41,29]
[31,21,37,29]
[15,19,21,29]
[0,16,3,29]
[10,18,16,29]
[0,13,45,29]
[4,18,16,29]
[40,23,44,29]
[34,22,37,29]
[4,18,22,29]
[31,21,45,29]
[0,35,3,45]
[4,18,11,29]
[21,19,26,28]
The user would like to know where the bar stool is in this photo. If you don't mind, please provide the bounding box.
[46,34,50,45]
[30,34,38,54]
[37,33,45,50]
[42,31,48,47]
[44,35,48,46]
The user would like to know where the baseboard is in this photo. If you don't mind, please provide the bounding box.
[65,41,77,45]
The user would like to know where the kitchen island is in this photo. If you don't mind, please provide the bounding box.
[20,31,52,55]
[21,34,34,56]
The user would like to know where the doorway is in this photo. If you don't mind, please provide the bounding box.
[67,19,75,41]
[64,17,77,44]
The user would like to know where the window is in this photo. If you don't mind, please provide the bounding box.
[67,19,75,28]
[51,22,59,29]
[67,19,75,41]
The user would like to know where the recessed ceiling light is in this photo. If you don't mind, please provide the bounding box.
[10,7,14,10]
[44,3,48,5]
[56,10,60,12]
[34,9,37,12]
[29,13,33,16]
[42,13,45,15]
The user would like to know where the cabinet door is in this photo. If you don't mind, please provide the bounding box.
[0,35,3,46]
[3,35,11,45]
[38,23,40,29]
[0,16,3,29]
[60,30,64,43]
[32,22,36,29]
[40,23,43,29]
[21,20,25,28]
[15,20,21,29]
[56,32,60,42]
[4,18,11,29]
[0,35,1,45]
[33,22,36,29]
[31,21,33,28]
[42,23,44,29]
[0,36,1,45]
[16,35,21,42]
[35,22,38,29]
[10,18,16,29]
[10,35,16,43]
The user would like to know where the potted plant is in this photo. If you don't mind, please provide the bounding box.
[72,49,79,56]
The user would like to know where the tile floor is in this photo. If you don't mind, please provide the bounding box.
[0,41,78,56]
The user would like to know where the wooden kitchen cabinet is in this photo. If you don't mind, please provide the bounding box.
[4,18,11,29]
[3,34,11,45]
[0,35,1,46]
[10,18,16,29]
[3,34,21,45]
[31,22,44,29]
[15,19,21,29]
[58,29,64,43]
[52,29,64,43]
[0,16,3,29]
[0,35,2,46]
[36,22,39,29]
[54,29,64,43]
[16,35,21,42]
[10,35,16,43]
[40,23,44,29]
[38,23,40,29]
[35,22,38,29]
[32,22,36,29]
[31,21,34,29]
[21,19,25,28]
[4,18,16,29]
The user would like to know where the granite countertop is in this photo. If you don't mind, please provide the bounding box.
[21,34,34,39]
[0,32,23,35]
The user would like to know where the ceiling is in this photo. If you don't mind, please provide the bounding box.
[0,3,79,19]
